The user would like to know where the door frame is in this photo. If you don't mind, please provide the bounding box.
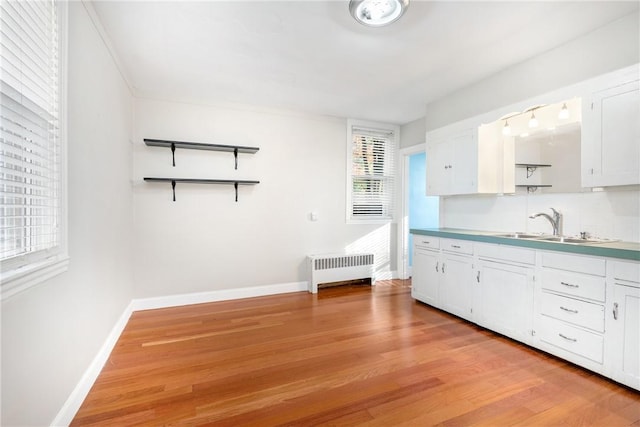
[397,143,428,280]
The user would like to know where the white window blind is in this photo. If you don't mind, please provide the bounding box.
[348,122,397,222]
[1,1,65,282]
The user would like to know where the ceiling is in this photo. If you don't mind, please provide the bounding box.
[90,1,638,125]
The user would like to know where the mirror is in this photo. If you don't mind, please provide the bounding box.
[483,98,583,194]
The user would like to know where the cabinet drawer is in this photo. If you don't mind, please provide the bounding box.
[542,252,605,276]
[413,235,440,250]
[538,315,604,364]
[541,268,606,302]
[612,260,640,286]
[441,238,473,255]
[540,292,604,332]
[477,243,535,265]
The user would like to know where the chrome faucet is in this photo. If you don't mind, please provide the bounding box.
[529,208,563,236]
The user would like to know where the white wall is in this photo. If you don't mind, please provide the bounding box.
[133,99,396,298]
[441,189,640,242]
[400,117,426,149]
[0,3,135,425]
[422,11,640,243]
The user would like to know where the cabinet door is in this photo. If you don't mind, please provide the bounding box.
[477,260,534,344]
[582,79,640,187]
[439,253,474,321]
[411,248,440,307]
[450,130,478,195]
[609,283,640,390]
[426,137,452,196]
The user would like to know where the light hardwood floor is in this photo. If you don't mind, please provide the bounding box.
[72,280,640,426]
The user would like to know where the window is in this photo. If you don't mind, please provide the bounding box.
[1,0,68,299]
[346,119,398,223]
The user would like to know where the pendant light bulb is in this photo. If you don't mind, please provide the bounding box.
[559,103,569,120]
[529,112,538,128]
[502,120,511,136]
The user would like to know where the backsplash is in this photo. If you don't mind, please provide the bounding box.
[441,187,640,243]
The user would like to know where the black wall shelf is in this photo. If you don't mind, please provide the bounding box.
[144,138,259,169]
[144,177,260,202]
[516,184,552,194]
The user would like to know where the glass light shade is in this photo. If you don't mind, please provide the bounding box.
[528,112,538,128]
[349,0,410,27]
[558,103,569,119]
[502,120,511,136]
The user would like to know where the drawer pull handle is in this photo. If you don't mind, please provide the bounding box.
[560,306,578,314]
[558,333,577,342]
[560,281,579,288]
[452,245,461,249]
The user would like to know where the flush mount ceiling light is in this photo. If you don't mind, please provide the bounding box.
[349,0,410,27]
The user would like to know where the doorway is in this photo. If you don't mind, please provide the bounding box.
[399,149,439,278]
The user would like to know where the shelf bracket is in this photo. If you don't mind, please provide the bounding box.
[234,147,238,170]
[526,166,536,178]
[234,181,238,202]
[171,143,176,167]
[527,186,537,194]
[171,179,176,201]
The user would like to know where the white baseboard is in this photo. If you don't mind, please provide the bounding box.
[51,300,135,426]
[131,281,308,311]
[374,270,398,281]
[51,281,308,426]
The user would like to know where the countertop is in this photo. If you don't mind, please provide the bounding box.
[410,228,640,261]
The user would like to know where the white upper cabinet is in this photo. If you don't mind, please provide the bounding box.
[582,66,640,187]
[426,126,503,196]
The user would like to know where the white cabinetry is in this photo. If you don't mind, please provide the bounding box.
[535,252,607,372]
[438,239,474,321]
[582,66,640,187]
[476,244,535,345]
[411,236,440,307]
[608,260,640,390]
[426,127,503,196]
[410,235,474,321]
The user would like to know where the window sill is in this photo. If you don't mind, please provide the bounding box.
[1,255,69,301]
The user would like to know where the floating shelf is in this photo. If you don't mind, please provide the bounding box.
[516,163,552,179]
[144,138,259,169]
[516,184,552,194]
[144,177,260,202]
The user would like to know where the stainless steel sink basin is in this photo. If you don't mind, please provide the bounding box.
[538,236,616,244]
[493,233,546,239]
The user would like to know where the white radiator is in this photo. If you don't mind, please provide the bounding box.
[307,253,375,294]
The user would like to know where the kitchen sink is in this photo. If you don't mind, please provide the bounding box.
[493,233,546,239]
[538,236,616,244]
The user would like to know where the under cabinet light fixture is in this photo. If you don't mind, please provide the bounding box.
[558,103,569,119]
[349,0,409,27]
[528,111,538,128]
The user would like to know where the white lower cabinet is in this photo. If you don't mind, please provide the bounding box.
[607,260,640,390]
[535,251,607,372]
[439,251,474,321]
[477,258,534,345]
[410,234,639,391]
[412,237,440,307]
[437,238,474,321]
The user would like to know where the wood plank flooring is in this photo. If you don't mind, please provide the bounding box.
[72,280,640,426]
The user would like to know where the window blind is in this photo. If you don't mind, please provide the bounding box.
[350,126,396,221]
[1,0,62,264]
